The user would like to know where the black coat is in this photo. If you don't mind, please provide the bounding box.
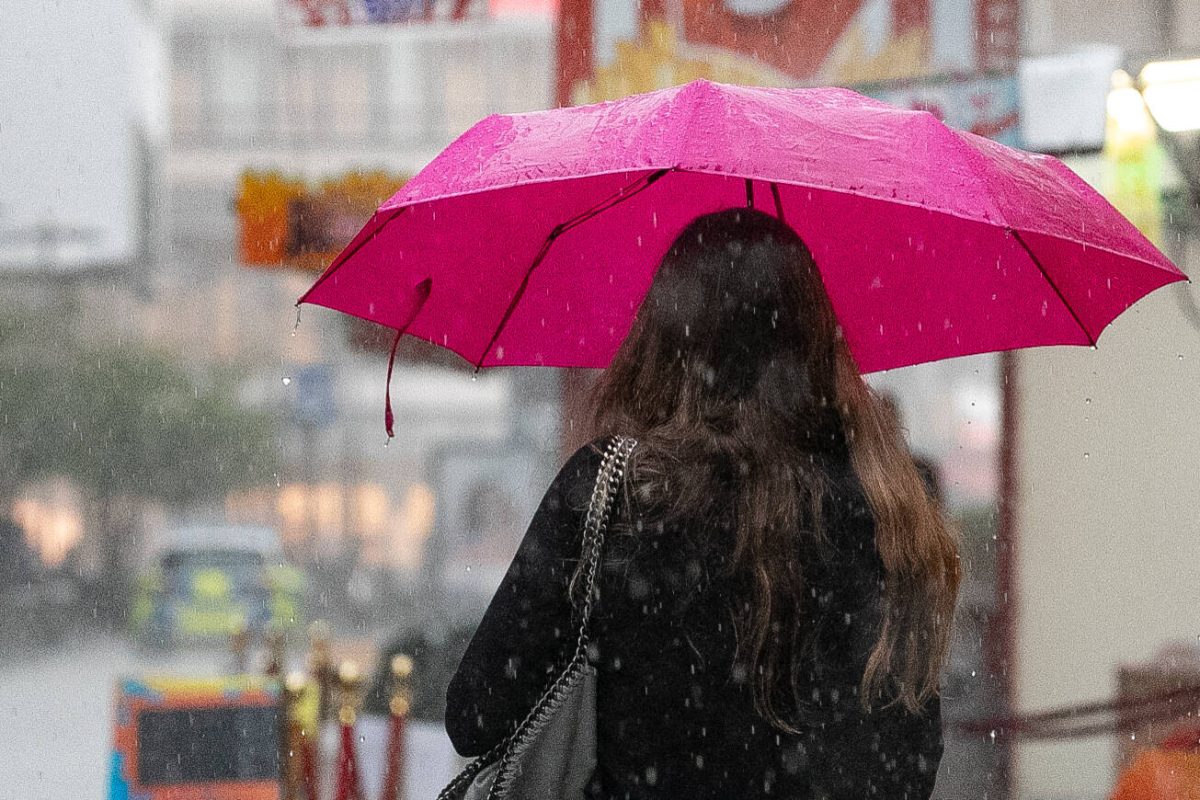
[446,438,943,799]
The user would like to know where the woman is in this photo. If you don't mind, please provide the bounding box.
[445,208,960,799]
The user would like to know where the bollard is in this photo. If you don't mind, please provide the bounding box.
[308,620,334,724]
[231,623,251,674]
[282,668,322,800]
[266,626,286,679]
[280,671,305,800]
[333,660,365,800]
[381,654,414,800]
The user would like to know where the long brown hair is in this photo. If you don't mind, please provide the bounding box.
[591,208,960,724]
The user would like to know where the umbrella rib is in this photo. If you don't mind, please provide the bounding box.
[473,168,672,370]
[299,206,409,304]
[769,182,786,223]
[1011,228,1096,347]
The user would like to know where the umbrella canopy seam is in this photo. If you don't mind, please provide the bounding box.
[1010,228,1098,347]
[365,168,1178,279]
[298,205,409,306]
[471,168,673,369]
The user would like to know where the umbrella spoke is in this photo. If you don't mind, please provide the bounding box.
[300,206,409,303]
[1011,229,1097,347]
[770,182,786,223]
[473,168,672,370]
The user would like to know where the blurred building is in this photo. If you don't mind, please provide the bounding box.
[1013,1,1200,798]
[0,0,166,587]
[0,0,161,283]
[150,0,563,624]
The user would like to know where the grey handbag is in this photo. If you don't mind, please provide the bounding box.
[437,435,637,800]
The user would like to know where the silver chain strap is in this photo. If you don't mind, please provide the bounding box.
[573,435,636,658]
[437,435,637,800]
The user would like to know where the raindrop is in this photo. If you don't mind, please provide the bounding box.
[281,376,292,386]
[989,730,997,743]
[1085,398,1092,405]
[1084,452,1090,460]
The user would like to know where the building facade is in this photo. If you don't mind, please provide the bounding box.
[158,0,563,629]
[1014,1,1200,797]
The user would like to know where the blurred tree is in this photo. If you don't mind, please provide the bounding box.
[0,307,279,622]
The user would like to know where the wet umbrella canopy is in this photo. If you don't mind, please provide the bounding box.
[298,79,1185,431]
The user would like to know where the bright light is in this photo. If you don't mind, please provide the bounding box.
[11,497,82,566]
[1140,58,1200,86]
[1138,58,1200,132]
[1106,83,1155,139]
[391,483,435,571]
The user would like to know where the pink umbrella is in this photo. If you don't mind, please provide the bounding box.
[298,80,1185,434]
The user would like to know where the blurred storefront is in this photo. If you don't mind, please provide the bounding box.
[161,0,563,635]
[1012,40,1200,800]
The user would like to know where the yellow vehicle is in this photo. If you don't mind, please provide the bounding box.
[131,525,304,646]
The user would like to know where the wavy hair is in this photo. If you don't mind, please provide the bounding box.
[591,207,960,723]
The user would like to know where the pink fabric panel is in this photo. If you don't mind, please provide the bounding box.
[300,80,1187,373]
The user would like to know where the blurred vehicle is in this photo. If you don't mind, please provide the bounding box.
[130,525,305,648]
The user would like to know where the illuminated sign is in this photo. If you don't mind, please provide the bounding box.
[109,676,281,800]
[236,170,408,271]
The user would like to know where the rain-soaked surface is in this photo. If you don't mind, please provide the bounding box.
[3,1,1200,800]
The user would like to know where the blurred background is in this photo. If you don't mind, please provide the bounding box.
[0,0,1198,798]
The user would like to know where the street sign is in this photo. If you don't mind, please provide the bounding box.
[292,364,336,428]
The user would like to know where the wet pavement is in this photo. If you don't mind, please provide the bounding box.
[0,635,227,800]
[0,634,460,800]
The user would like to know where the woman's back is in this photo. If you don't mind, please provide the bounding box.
[445,439,944,799]
[446,208,955,800]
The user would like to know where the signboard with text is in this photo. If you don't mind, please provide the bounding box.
[280,0,490,27]
[861,71,1021,147]
[235,170,408,271]
[556,0,1020,105]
